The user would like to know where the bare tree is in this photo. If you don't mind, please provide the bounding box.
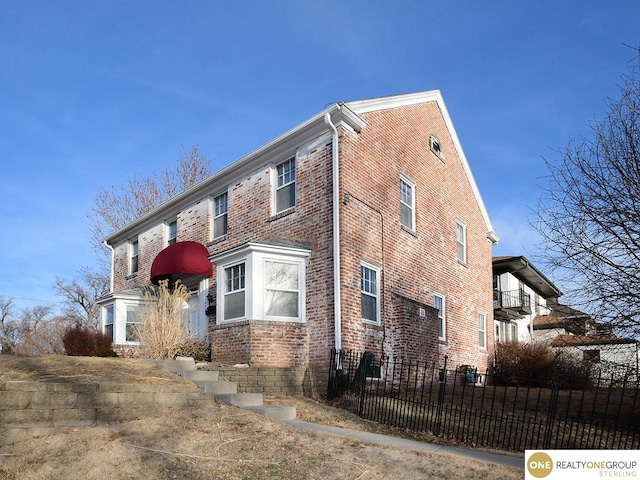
[88,143,211,270]
[534,65,640,337]
[53,267,110,330]
[0,299,67,354]
[49,144,211,336]
[0,296,17,352]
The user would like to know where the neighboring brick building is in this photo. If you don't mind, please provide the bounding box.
[98,91,500,391]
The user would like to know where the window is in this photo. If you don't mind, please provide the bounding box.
[213,193,228,239]
[478,311,487,349]
[400,177,415,231]
[265,260,299,318]
[104,305,114,341]
[456,221,466,263]
[167,220,177,246]
[129,238,139,275]
[495,320,518,343]
[434,294,446,340]
[275,158,296,213]
[361,263,380,324]
[224,263,246,320]
[125,306,140,342]
[429,134,443,158]
[213,243,310,323]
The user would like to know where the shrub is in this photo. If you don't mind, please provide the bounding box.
[493,341,591,388]
[62,326,116,357]
[174,339,210,362]
[134,280,193,359]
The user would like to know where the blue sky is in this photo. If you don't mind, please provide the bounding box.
[1,1,638,313]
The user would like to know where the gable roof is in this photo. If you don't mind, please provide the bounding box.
[344,91,498,244]
[105,90,498,245]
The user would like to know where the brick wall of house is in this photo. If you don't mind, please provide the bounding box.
[337,101,494,371]
[112,133,337,372]
[108,98,494,376]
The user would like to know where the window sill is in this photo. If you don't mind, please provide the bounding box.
[363,320,383,330]
[400,225,417,237]
[209,235,227,246]
[457,260,468,268]
[270,208,296,222]
[125,273,138,280]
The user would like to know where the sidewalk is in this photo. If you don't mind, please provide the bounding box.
[283,419,525,470]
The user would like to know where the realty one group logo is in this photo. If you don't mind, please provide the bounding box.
[525,450,639,479]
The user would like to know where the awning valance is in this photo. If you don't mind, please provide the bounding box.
[150,241,213,287]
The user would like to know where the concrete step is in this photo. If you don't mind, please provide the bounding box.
[245,405,297,421]
[163,357,197,374]
[181,370,219,382]
[194,380,237,395]
[214,393,263,407]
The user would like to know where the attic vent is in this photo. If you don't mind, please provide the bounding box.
[429,134,443,160]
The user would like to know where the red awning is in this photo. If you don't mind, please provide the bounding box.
[150,241,213,286]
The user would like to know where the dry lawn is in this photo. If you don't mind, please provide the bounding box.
[0,355,522,480]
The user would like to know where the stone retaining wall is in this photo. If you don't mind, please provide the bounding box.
[0,380,217,445]
[209,366,329,397]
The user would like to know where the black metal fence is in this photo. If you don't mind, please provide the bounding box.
[327,349,640,451]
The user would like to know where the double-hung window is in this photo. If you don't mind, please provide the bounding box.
[125,306,141,342]
[456,221,467,263]
[400,176,415,231]
[478,311,487,349]
[224,263,246,320]
[213,193,228,239]
[264,260,299,318]
[275,158,296,213]
[434,293,446,341]
[361,263,380,324]
[167,220,177,246]
[104,305,114,341]
[129,238,139,275]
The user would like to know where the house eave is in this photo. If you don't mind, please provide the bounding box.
[104,104,366,246]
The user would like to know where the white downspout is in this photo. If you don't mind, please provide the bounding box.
[103,240,115,293]
[324,111,342,352]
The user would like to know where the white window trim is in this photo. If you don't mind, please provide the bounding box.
[400,175,416,231]
[274,157,296,214]
[361,261,381,325]
[102,304,115,340]
[212,243,310,324]
[434,293,446,341]
[128,238,139,275]
[456,220,467,264]
[165,219,178,247]
[478,310,487,350]
[222,261,247,322]
[212,192,228,240]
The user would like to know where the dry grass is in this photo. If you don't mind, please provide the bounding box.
[0,355,522,480]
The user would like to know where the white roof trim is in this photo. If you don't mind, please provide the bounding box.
[105,90,498,245]
[345,90,499,244]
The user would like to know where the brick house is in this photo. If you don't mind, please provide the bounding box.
[98,90,500,391]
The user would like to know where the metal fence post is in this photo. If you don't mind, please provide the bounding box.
[543,371,560,449]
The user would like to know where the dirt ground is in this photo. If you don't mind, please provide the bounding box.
[0,356,522,480]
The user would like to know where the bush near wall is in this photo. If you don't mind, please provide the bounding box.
[493,341,591,387]
[62,326,116,357]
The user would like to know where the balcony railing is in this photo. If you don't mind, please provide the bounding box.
[493,288,531,315]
